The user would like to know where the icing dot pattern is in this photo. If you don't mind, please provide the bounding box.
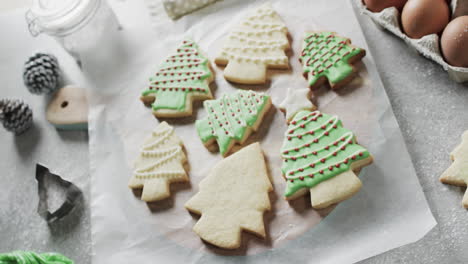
[300,32,363,87]
[219,4,289,65]
[281,110,370,197]
[196,90,270,156]
[162,0,219,19]
[141,39,212,112]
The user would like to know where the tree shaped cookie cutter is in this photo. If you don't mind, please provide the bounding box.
[36,164,82,223]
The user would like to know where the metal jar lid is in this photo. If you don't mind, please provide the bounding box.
[26,0,100,37]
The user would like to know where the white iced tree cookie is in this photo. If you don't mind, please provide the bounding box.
[129,122,188,202]
[440,130,468,208]
[185,143,273,249]
[215,3,290,84]
[162,0,220,19]
[279,87,316,122]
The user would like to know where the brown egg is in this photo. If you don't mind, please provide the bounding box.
[441,16,468,67]
[453,0,468,19]
[401,0,450,39]
[363,0,407,12]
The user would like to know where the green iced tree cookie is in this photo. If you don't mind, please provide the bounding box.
[196,90,271,156]
[281,110,372,209]
[300,31,365,90]
[141,39,213,118]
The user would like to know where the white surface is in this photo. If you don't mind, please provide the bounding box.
[0,0,30,12]
[82,0,436,263]
[0,8,91,263]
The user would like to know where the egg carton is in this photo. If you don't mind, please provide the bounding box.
[355,0,468,83]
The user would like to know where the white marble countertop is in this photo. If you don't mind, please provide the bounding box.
[0,1,467,263]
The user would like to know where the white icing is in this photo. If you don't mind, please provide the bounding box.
[142,125,173,150]
[279,87,315,120]
[221,50,288,64]
[133,122,186,181]
[162,0,219,19]
[204,90,266,137]
[136,146,183,174]
[141,146,182,158]
[286,150,362,180]
[223,43,287,51]
[135,170,186,179]
[281,111,361,180]
[218,3,289,64]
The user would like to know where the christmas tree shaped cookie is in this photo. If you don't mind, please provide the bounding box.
[196,90,271,156]
[300,31,366,90]
[129,122,188,202]
[281,110,373,209]
[440,131,468,208]
[215,3,290,84]
[141,39,214,118]
[185,143,273,249]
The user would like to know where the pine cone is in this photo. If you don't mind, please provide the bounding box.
[23,53,61,95]
[0,99,33,135]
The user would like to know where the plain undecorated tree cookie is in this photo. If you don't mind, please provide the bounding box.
[185,142,273,249]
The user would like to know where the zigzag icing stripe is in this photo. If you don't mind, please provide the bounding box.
[135,145,183,173]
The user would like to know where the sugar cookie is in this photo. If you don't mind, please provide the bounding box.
[279,87,316,122]
[215,4,290,84]
[440,130,468,208]
[196,90,271,156]
[185,142,273,249]
[141,39,214,118]
[162,0,220,19]
[129,122,188,202]
[281,110,373,209]
[300,31,366,90]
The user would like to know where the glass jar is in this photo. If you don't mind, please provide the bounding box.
[26,0,121,66]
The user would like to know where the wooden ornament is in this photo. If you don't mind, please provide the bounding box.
[46,85,88,130]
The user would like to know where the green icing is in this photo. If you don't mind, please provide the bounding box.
[52,123,88,131]
[196,90,270,155]
[300,32,362,86]
[281,110,370,197]
[141,39,212,112]
[0,251,73,264]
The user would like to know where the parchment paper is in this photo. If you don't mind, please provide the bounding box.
[85,0,437,263]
